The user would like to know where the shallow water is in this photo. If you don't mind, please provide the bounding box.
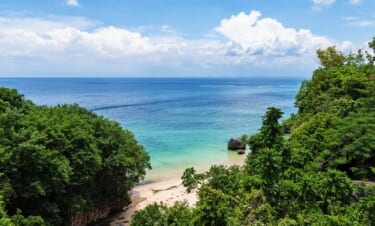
[0,77,301,181]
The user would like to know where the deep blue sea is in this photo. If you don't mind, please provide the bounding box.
[0,78,301,181]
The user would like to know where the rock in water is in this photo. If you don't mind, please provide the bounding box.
[228,138,246,151]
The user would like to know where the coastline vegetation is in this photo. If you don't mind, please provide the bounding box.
[0,90,150,225]
[131,38,375,225]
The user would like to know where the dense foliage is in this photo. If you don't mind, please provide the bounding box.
[131,38,375,225]
[0,89,150,225]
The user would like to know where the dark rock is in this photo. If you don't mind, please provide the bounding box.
[228,138,246,151]
[237,149,245,155]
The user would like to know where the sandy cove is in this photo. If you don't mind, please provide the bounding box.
[104,178,198,226]
[101,153,246,226]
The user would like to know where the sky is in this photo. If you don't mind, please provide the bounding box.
[0,0,374,77]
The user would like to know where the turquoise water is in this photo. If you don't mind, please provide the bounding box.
[0,78,301,181]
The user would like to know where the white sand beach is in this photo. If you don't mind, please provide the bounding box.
[106,153,246,226]
[107,178,198,226]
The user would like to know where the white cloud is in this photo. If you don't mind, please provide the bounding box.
[0,16,95,33]
[312,0,335,6]
[0,16,227,76]
[161,25,174,33]
[312,0,361,9]
[215,11,333,57]
[0,17,218,60]
[0,19,158,58]
[311,0,336,11]
[67,0,79,7]
[352,20,375,27]
[343,16,375,27]
[0,13,353,77]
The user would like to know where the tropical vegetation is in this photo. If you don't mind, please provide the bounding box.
[0,89,150,225]
[131,38,375,225]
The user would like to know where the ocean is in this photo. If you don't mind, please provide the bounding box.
[0,77,301,181]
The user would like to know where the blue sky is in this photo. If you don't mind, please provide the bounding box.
[0,0,374,77]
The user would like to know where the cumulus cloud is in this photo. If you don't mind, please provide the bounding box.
[215,11,333,57]
[0,12,353,77]
[0,20,159,58]
[67,0,79,7]
[0,17,220,60]
[0,16,228,76]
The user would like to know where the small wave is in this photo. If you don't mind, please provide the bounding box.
[90,98,186,111]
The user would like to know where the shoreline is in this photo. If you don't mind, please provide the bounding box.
[143,150,247,182]
[105,178,198,226]
[104,152,247,226]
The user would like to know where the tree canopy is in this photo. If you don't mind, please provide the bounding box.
[0,89,150,225]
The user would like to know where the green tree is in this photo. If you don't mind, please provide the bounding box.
[131,202,193,226]
[317,46,345,68]
[0,88,151,225]
[249,107,284,152]
[0,195,13,226]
